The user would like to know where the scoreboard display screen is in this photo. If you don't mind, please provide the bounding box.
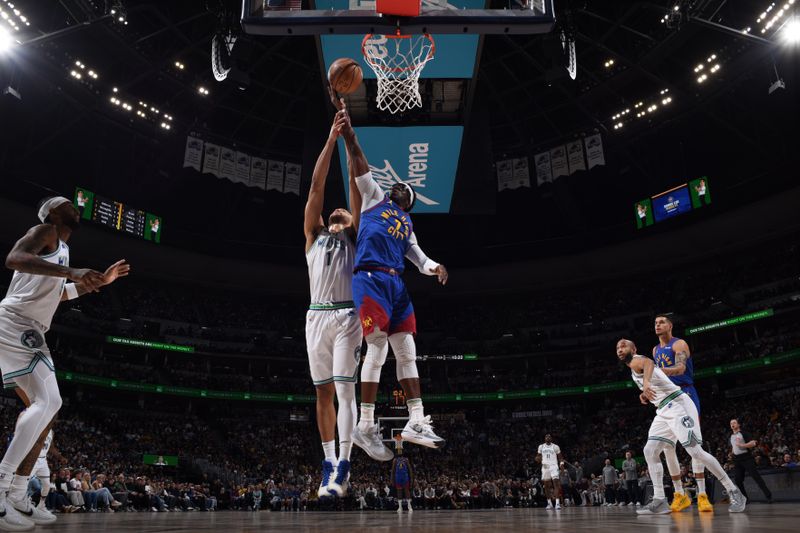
[74,187,162,243]
[635,177,711,230]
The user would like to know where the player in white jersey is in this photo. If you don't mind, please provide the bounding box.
[536,434,564,510]
[304,110,363,499]
[615,339,746,515]
[0,197,129,531]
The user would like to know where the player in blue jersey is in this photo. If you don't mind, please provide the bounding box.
[336,109,447,461]
[392,439,414,513]
[652,315,713,513]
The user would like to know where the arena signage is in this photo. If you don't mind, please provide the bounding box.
[339,125,463,213]
[106,335,195,353]
[684,308,774,335]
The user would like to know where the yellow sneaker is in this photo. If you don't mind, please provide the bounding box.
[697,493,714,512]
[670,493,691,512]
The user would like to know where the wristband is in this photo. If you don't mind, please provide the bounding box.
[64,283,79,300]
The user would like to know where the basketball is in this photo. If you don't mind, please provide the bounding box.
[328,57,363,95]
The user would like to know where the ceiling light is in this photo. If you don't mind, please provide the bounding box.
[783,17,800,43]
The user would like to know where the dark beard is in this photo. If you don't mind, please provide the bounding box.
[328,214,347,227]
[618,352,633,370]
[63,217,79,230]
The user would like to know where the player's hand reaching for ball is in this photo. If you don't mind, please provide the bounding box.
[430,264,448,285]
[328,85,345,111]
[68,268,106,292]
[101,259,131,286]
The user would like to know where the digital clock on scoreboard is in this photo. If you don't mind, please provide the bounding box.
[74,187,162,243]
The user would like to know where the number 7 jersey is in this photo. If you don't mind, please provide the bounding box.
[307,228,356,305]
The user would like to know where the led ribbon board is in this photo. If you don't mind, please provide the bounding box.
[634,177,711,229]
[338,125,463,213]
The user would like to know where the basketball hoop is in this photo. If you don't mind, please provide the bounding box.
[362,32,435,115]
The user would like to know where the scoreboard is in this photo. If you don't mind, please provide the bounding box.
[74,187,162,243]
[635,177,711,230]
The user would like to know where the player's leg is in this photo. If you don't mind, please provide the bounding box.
[327,313,361,496]
[541,470,554,509]
[637,414,673,515]
[306,311,338,497]
[663,445,690,512]
[552,466,563,509]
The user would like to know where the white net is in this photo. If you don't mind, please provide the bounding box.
[362,33,435,115]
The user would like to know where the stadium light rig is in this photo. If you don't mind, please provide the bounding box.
[613,89,673,128]
[109,0,128,25]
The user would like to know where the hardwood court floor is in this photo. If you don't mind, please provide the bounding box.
[42,503,797,532]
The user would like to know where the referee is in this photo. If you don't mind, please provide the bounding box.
[729,418,773,502]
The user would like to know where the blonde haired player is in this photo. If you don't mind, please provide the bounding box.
[304,109,363,498]
[615,339,746,515]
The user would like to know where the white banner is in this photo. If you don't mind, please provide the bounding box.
[550,145,568,179]
[284,163,301,196]
[567,140,586,174]
[266,160,285,192]
[496,159,514,191]
[250,157,267,189]
[183,136,203,172]
[219,147,236,181]
[512,157,531,188]
[534,151,552,186]
[585,133,606,169]
[235,151,251,184]
[202,142,220,177]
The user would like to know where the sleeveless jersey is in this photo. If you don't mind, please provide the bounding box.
[306,229,355,304]
[393,456,411,484]
[0,239,69,330]
[630,355,683,408]
[538,443,561,467]
[355,198,413,273]
[654,337,694,387]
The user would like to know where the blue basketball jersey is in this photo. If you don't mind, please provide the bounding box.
[394,456,411,484]
[355,197,413,272]
[654,337,694,388]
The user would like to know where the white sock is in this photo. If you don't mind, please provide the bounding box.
[339,440,352,462]
[8,475,29,503]
[696,478,706,494]
[406,398,424,422]
[358,403,375,430]
[322,441,336,463]
[555,498,560,504]
[673,478,684,495]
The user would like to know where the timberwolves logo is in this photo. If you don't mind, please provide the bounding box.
[20,330,44,349]
[681,416,695,429]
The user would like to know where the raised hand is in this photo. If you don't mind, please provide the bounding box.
[101,259,131,286]
[68,268,106,292]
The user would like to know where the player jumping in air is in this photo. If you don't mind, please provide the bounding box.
[303,110,363,498]
[336,109,448,461]
[615,339,746,515]
[0,197,129,531]
[537,434,564,510]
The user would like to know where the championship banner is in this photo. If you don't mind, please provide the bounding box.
[534,151,552,186]
[512,157,531,188]
[337,125,463,214]
[267,160,285,192]
[496,159,514,191]
[550,145,568,179]
[182,136,203,172]
[585,133,605,169]
[219,147,236,181]
[567,140,586,174]
[250,157,267,189]
[284,163,302,195]
[235,151,251,184]
[202,142,221,177]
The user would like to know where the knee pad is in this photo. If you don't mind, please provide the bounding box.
[361,333,388,383]
[643,440,664,463]
[389,332,418,381]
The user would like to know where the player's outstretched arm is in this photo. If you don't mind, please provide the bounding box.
[405,233,448,285]
[304,114,345,251]
[6,224,105,291]
[660,339,690,376]
[338,111,384,212]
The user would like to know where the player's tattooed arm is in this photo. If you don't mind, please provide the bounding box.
[661,340,690,376]
[6,224,105,290]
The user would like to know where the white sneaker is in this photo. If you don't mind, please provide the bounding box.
[10,497,56,525]
[627,502,634,506]
[352,424,394,461]
[555,502,561,510]
[545,503,553,511]
[0,499,35,531]
[397,504,403,514]
[408,503,413,513]
[401,416,445,449]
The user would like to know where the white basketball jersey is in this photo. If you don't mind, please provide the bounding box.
[306,229,355,304]
[630,355,681,407]
[538,443,560,466]
[39,430,54,460]
[0,240,69,330]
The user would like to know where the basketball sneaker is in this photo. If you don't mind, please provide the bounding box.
[352,424,393,461]
[728,489,747,513]
[400,416,445,449]
[697,493,714,512]
[636,498,671,515]
[327,459,351,497]
[545,502,553,511]
[11,496,56,525]
[0,495,35,531]
[670,492,691,513]
[555,501,562,510]
[317,460,336,498]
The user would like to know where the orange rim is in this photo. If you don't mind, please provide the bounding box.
[361,33,436,73]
